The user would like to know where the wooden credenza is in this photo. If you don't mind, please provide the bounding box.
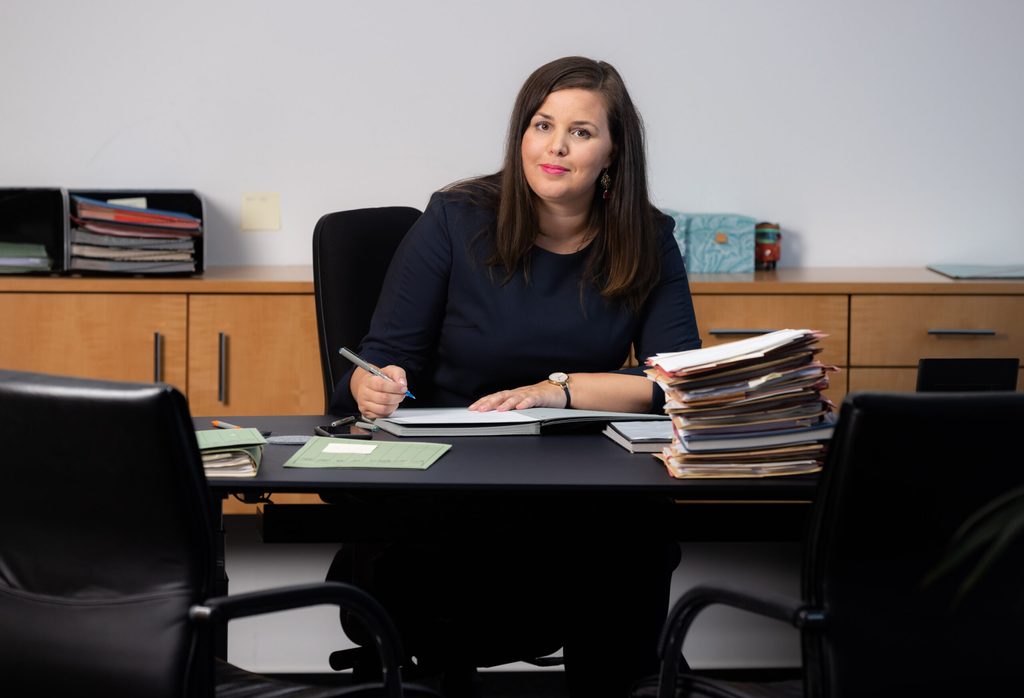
[4,266,1023,408]
[689,267,1024,396]
[3,266,1022,512]
[0,267,324,416]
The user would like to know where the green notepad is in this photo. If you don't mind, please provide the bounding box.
[283,436,450,470]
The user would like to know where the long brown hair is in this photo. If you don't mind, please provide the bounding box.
[449,56,663,312]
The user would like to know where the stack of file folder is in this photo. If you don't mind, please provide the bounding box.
[195,427,267,478]
[0,241,52,273]
[646,329,838,479]
[69,196,200,274]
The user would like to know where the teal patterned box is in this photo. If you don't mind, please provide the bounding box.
[663,210,756,273]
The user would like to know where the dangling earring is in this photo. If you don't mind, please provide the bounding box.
[600,170,611,200]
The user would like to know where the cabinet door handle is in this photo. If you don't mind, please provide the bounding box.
[217,332,228,403]
[927,329,997,336]
[709,328,778,336]
[153,332,163,383]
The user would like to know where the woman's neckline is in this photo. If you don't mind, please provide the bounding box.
[531,241,591,258]
[533,198,596,255]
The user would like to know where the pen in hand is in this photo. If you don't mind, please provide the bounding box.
[338,346,416,399]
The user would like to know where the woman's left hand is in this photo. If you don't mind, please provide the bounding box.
[469,380,566,412]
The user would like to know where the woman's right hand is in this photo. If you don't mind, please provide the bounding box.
[349,364,410,419]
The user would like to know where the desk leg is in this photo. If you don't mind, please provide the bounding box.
[212,494,228,659]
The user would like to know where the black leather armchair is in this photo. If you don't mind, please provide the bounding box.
[313,206,423,414]
[0,369,436,697]
[634,391,1024,698]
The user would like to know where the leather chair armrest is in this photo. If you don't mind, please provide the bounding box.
[191,581,405,697]
[656,584,825,698]
[192,582,385,623]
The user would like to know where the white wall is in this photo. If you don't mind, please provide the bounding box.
[2,0,1022,268]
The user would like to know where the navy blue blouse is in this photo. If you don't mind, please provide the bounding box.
[330,190,701,414]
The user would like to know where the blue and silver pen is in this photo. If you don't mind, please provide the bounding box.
[338,346,416,399]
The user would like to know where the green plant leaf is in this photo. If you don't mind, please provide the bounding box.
[923,485,1024,603]
[950,484,1024,543]
[954,509,1024,603]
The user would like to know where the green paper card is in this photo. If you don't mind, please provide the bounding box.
[283,437,450,470]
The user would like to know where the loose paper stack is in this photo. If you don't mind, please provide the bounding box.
[646,329,838,479]
[195,427,267,477]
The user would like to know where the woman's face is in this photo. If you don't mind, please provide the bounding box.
[520,88,614,213]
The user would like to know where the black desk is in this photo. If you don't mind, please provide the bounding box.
[200,415,815,657]
[202,415,817,502]
[203,414,815,550]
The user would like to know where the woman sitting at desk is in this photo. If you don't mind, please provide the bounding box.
[330,56,700,697]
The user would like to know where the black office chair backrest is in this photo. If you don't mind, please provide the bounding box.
[916,357,1020,392]
[804,391,1024,696]
[0,370,214,697]
[313,206,423,413]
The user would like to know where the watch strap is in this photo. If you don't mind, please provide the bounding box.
[557,381,571,409]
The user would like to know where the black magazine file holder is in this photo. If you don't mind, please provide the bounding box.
[0,188,67,272]
[69,189,206,274]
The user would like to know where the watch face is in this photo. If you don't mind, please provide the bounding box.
[549,371,568,384]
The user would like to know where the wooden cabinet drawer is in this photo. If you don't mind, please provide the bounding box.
[691,294,848,367]
[222,493,324,516]
[850,296,1024,366]
[188,294,323,416]
[847,368,919,394]
[0,293,187,391]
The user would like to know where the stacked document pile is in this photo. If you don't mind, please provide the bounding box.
[646,329,838,479]
[69,196,200,273]
[0,241,52,273]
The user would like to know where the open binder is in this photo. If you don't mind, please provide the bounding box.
[373,407,668,437]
